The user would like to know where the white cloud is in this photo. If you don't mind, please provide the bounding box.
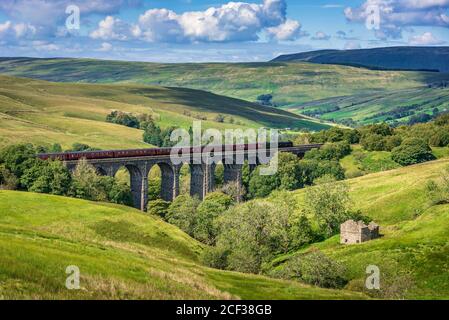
[409,31,445,45]
[266,19,303,41]
[311,31,331,40]
[89,0,303,43]
[32,40,59,51]
[97,42,113,52]
[0,20,36,40]
[345,0,449,39]
[0,0,141,38]
[90,16,133,41]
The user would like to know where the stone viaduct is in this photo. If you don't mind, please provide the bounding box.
[63,144,321,211]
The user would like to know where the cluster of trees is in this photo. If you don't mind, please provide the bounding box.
[197,177,361,282]
[303,114,449,168]
[143,121,177,148]
[0,144,132,206]
[246,145,348,199]
[256,94,275,107]
[106,111,153,129]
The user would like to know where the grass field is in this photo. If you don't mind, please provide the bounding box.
[1,58,448,108]
[287,87,449,125]
[0,75,327,150]
[0,191,366,300]
[271,158,449,299]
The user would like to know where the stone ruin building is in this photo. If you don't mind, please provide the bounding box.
[340,220,380,245]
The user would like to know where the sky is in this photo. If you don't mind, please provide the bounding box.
[0,0,448,62]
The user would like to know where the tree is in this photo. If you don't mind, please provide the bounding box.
[106,178,133,206]
[391,138,436,166]
[143,120,163,146]
[429,129,449,147]
[256,94,274,106]
[147,199,170,218]
[283,250,347,289]
[304,175,352,237]
[304,142,351,161]
[215,192,314,273]
[193,192,233,245]
[166,195,200,236]
[69,159,107,201]
[0,144,36,182]
[21,160,72,196]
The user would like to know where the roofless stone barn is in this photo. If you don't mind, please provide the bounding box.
[38,143,322,212]
[340,220,380,245]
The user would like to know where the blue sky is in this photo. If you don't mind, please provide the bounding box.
[0,0,448,62]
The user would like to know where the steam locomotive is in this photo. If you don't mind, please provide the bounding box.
[37,142,304,162]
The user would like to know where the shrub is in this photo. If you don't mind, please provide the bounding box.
[147,199,170,218]
[0,165,18,190]
[283,250,348,289]
[69,143,97,152]
[391,138,436,166]
[425,166,449,205]
[201,246,229,270]
[304,142,351,161]
[106,111,140,128]
[429,129,449,147]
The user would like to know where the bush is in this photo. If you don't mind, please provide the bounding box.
[69,143,98,152]
[425,166,449,205]
[304,142,351,161]
[283,250,348,289]
[391,138,436,166]
[147,199,170,218]
[201,246,229,270]
[429,129,449,147]
[106,111,140,128]
[0,165,18,190]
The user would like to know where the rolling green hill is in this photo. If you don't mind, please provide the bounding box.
[286,87,449,125]
[270,158,449,299]
[272,46,449,72]
[0,191,366,300]
[1,57,447,109]
[0,75,327,150]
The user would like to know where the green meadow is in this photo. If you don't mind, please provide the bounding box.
[0,191,366,300]
[268,158,449,299]
[1,58,447,107]
[0,75,327,150]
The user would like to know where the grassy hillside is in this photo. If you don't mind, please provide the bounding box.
[1,57,447,108]
[272,46,449,72]
[0,75,327,150]
[274,158,449,299]
[0,191,366,300]
[286,87,449,126]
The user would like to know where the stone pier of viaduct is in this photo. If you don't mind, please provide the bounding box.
[64,145,321,211]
